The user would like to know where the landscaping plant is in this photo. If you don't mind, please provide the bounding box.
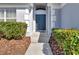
[0,22,27,40]
[52,28,79,55]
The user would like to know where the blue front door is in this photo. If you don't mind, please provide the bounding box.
[36,14,46,31]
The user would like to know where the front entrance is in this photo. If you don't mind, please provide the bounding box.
[36,14,46,31]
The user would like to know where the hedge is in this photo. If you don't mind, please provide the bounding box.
[52,28,79,55]
[0,22,27,40]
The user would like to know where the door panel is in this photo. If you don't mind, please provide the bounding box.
[36,14,46,31]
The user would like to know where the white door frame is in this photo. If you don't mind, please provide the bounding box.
[33,4,51,35]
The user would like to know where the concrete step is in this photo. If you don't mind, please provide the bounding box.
[31,32,49,37]
[31,32,40,43]
[25,43,53,55]
[38,36,50,43]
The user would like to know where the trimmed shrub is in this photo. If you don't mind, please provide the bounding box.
[52,28,79,55]
[0,22,27,40]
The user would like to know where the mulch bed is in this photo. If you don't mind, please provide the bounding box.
[0,37,31,55]
[49,36,64,55]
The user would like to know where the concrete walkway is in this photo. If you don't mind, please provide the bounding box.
[25,32,53,55]
[25,43,52,55]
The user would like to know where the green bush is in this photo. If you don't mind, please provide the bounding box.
[0,22,27,40]
[52,28,79,55]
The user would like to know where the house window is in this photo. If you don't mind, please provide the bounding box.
[0,8,16,22]
[6,9,16,22]
[0,9,4,22]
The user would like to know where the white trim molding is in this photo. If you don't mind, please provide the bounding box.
[35,10,46,14]
[4,9,6,22]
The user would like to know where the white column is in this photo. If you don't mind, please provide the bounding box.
[29,7,33,35]
[33,6,36,32]
[47,5,51,35]
[24,9,30,36]
[51,5,56,29]
[4,9,6,22]
[24,6,33,36]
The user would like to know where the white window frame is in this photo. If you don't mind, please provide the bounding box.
[6,8,16,19]
[0,8,16,22]
[0,9,4,22]
[4,9,6,22]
